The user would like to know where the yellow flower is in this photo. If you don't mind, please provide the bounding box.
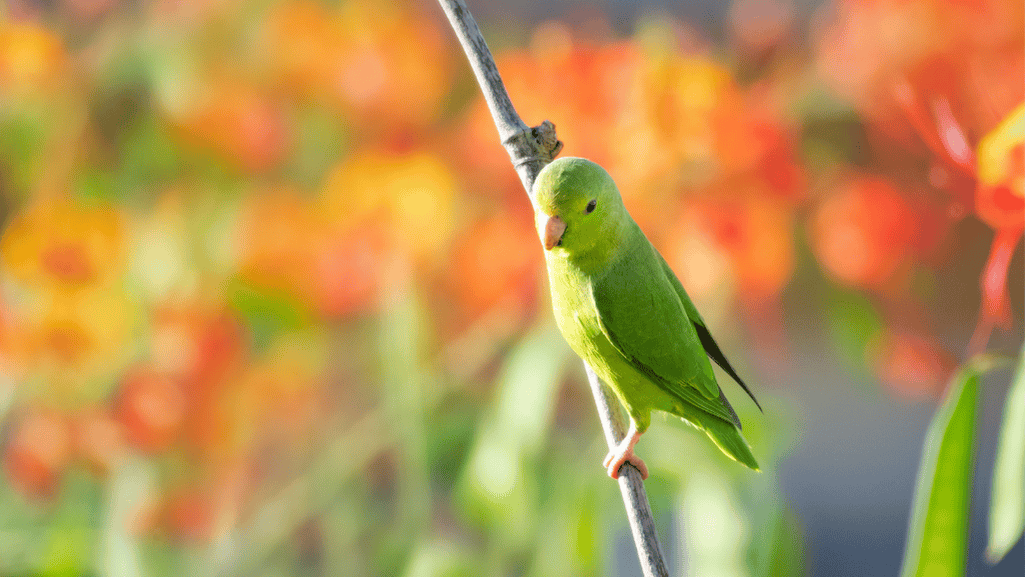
[1,197,125,292]
[22,288,136,405]
[1,197,133,403]
[321,149,457,263]
[0,21,67,94]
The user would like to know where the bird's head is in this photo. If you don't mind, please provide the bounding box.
[530,157,625,257]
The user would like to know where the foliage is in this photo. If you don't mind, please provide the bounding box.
[987,347,1025,563]
[899,356,1006,577]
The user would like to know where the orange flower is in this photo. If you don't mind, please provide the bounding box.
[265,0,452,132]
[967,105,1024,351]
[117,367,187,453]
[815,0,1023,184]
[237,188,327,298]
[448,208,541,322]
[870,330,956,400]
[620,54,743,176]
[161,486,217,544]
[321,149,457,264]
[229,332,325,446]
[968,227,1022,354]
[19,288,135,400]
[150,300,247,458]
[304,223,386,318]
[665,189,795,301]
[151,300,245,392]
[168,78,289,173]
[810,176,919,290]
[498,26,642,171]
[0,21,67,95]
[0,202,127,389]
[73,406,127,475]
[454,26,643,203]
[616,46,805,229]
[1,197,125,292]
[975,104,1024,231]
[4,409,72,498]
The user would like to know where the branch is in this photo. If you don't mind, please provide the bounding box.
[436,2,669,575]
[436,0,562,192]
[586,365,671,577]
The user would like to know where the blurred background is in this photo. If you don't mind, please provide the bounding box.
[0,0,1021,574]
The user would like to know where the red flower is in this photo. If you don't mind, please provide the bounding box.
[811,176,919,290]
[870,330,956,399]
[4,410,71,498]
[118,368,187,453]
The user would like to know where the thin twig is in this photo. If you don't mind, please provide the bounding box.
[436,0,562,192]
[586,366,670,577]
[436,1,669,575]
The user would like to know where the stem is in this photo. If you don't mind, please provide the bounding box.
[436,0,562,192]
[586,365,671,577]
[968,227,1023,355]
[437,1,668,575]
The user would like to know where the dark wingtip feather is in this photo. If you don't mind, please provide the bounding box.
[694,321,764,413]
[719,388,742,429]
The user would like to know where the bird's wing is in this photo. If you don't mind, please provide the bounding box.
[590,232,740,427]
[655,252,763,412]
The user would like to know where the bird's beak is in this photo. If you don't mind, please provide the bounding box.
[543,215,567,250]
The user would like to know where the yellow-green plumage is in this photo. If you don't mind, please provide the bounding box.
[531,157,759,472]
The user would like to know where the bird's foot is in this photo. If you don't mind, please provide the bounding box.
[598,446,647,479]
[602,421,647,480]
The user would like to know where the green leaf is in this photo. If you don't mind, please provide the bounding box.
[680,469,749,577]
[900,356,1005,577]
[749,473,805,577]
[99,457,156,577]
[378,281,433,544]
[824,289,882,382]
[987,348,1025,563]
[457,324,568,544]
[226,276,313,350]
[42,471,102,577]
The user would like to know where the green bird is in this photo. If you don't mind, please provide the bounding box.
[530,157,761,479]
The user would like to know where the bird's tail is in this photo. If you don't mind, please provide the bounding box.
[685,410,760,471]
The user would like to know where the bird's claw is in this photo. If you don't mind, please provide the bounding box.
[603,444,648,480]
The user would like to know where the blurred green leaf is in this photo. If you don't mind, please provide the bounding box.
[748,473,805,577]
[378,279,434,570]
[987,348,1025,563]
[899,355,1005,577]
[679,469,749,577]
[402,539,476,577]
[99,458,156,577]
[824,289,881,381]
[0,110,48,198]
[759,507,805,577]
[457,324,568,545]
[799,108,870,169]
[526,459,603,577]
[286,106,351,187]
[320,494,369,577]
[226,276,313,350]
[112,116,183,198]
[42,472,102,577]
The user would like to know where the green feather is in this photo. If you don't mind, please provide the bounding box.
[532,157,759,471]
[655,252,763,412]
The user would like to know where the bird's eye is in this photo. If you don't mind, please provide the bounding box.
[585,199,597,214]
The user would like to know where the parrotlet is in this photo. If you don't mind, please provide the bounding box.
[530,157,761,479]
